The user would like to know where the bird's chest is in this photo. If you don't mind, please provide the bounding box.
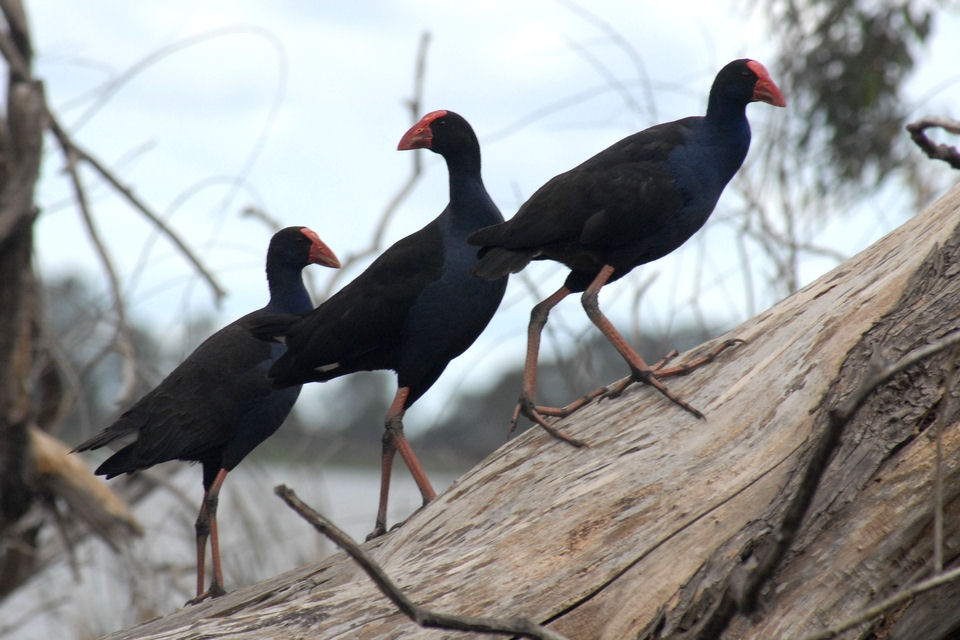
[669,139,745,217]
[402,235,503,352]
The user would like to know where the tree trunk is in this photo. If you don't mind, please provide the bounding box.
[101,184,960,640]
[0,0,45,597]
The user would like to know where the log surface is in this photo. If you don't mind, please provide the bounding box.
[104,185,960,640]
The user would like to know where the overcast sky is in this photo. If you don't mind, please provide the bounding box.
[25,1,960,431]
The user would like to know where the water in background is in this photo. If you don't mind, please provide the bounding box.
[1,462,455,640]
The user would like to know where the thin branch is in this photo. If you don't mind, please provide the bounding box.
[54,139,139,407]
[931,343,960,573]
[906,116,960,170]
[321,31,431,299]
[46,114,227,303]
[690,329,960,639]
[565,38,646,120]
[62,25,285,135]
[830,329,960,423]
[275,484,571,640]
[796,563,960,640]
[555,0,658,122]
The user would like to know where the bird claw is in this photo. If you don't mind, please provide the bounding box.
[510,393,587,447]
[652,349,680,371]
[366,525,387,541]
[626,366,704,419]
[186,583,226,606]
[508,397,527,436]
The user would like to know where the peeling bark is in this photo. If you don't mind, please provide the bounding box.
[99,186,960,640]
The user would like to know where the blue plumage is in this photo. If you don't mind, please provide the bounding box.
[72,226,339,602]
[251,111,507,537]
[467,59,786,427]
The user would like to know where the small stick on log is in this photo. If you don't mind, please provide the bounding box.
[274,484,572,640]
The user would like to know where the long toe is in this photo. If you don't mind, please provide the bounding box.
[528,409,586,448]
[631,367,704,419]
[186,584,226,606]
[654,339,744,378]
[365,524,388,541]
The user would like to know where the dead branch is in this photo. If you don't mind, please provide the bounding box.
[46,115,227,303]
[54,137,140,407]
[275,484,571,640]
[797,563,960,640]
[687,328,960,639]
[69,185,960,640]
[907,116,960,169]
[31,426,142,545]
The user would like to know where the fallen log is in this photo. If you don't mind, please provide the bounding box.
[103,184,960,640]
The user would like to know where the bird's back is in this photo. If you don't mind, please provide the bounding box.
[469,113,750,287]
[271,200,506,401]
[269,221,445,387]
[79,315,296,478]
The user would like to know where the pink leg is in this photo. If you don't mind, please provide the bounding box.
[510,286,586,446]
[188,467,229,604]
[368,387,437,539]
[580,265,703,418]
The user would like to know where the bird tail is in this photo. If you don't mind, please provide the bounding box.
[72,420,142,478]
[93,446,142,479]
[72,422,131,454]
[247,313,300,343]
[472,247,534,280]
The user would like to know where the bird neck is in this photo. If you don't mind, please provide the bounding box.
[704,92,750,132]
[444,146,482,188]
[446,156,486,204]
[265,263,312,313]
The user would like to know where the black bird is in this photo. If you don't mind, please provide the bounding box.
[253,110,507,538]
[468,59,786,429]
[72,226,340,603]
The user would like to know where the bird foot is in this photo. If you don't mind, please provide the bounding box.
[366,522,388,541]
[365,497,434,541]
[625,366,704,419]
[511,394,587,447]
[652,338,744,379]
[599,338,745,413]
[186,583,227,606]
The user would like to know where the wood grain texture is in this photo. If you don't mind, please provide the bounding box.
[104,185,960,640]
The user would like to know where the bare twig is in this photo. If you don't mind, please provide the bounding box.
[690,329,960,639]
[931,343,960,573]
[275,484,571,640]
[796,563,960,640]
[53,138,139,407]
[45,114,227,303]
[321,31,431,299]
[906,117,960,170]
[830,329,960,423]
[555,0,658,122]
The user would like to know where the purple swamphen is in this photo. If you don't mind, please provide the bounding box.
[251,111,507,538]
[73,226,339,603]
[468,59,786,431]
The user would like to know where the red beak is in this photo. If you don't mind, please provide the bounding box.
[746,60,786,108]
[300,228,340,268]
[398,110,448,150]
